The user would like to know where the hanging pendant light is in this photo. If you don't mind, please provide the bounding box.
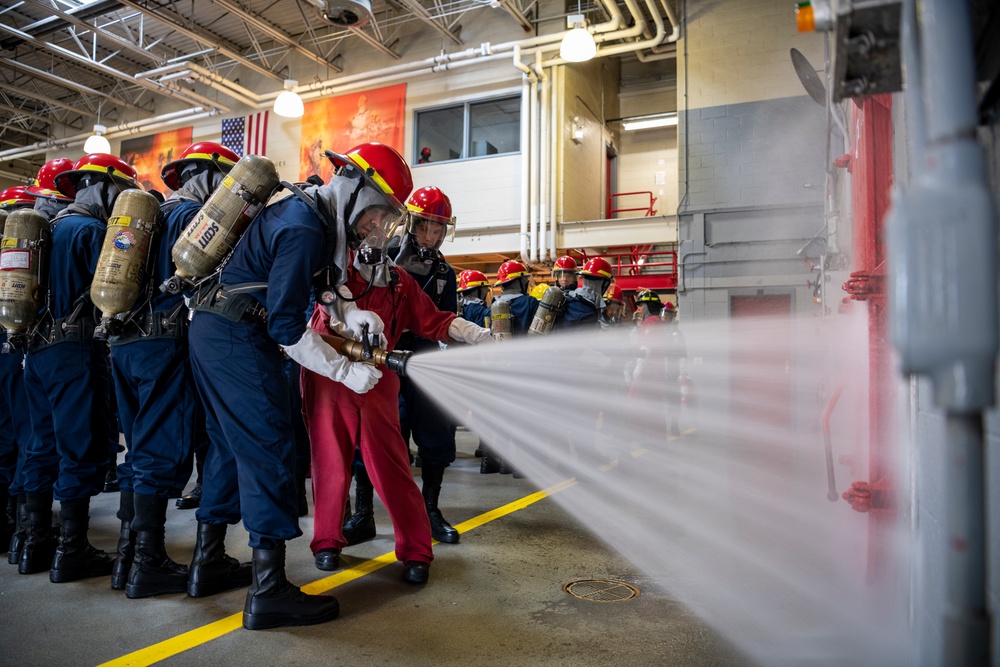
[560,14,597,62]
[274,79,304,118]
[84,124,111,154]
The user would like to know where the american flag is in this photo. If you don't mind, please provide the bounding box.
[221,111,269,157]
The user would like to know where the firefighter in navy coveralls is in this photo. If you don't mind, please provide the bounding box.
[186,142,407,631]
[1,184,59,558]
[480,260,538,474]
[107,142,239,598]
[560,257,613,330]
[5,164,74,563]
[551,255,578,293]
[457,269,492,329]
[19,154,137,581]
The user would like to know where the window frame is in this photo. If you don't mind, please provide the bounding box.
[413,92,522,165]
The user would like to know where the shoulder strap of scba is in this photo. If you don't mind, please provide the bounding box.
[280,180,343,305]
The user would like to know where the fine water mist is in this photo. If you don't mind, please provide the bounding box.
[407,313,912,665]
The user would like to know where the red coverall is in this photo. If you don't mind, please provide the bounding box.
[301,263,456,564]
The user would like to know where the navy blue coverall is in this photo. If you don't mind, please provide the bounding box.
[108,199,200,497]
[397,259,458,468]
[21,213,112,500]
[189,196,325,549]
[560,293,601,330]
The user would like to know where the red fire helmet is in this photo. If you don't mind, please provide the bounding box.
[603,284,625,304]
[495,259,529,285]
[54,153,139,198]
[0,185,36,209]
[406,186,454,224]
[26,158,74,201]
[161,141,240,190]
[579,257,613,279]
[458,269,490,291]
[552,255,578,274]
[326,142,413,213]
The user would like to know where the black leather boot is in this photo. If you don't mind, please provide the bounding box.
[1,492,14,555]
[8,494,28,564]
[243,543,340,631]
[175,483,201,510]
[18,491,57,575]
[111,519,135,590]
[187,522,252,598]
[50,497,114,583]
[103,466,120,493]
[421,464,459,544]
[403,560,430,584]
[342,467,375,546]
[126,494,188,598]
[111,489,135,590]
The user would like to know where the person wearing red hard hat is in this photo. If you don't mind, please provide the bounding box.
[559,256,614,331]
[100,140,240,599]
[25,158,74,220]
[493,259,539,335]
[602,283,628,327]
[184,142,409,630]
[0,185,35,210]
[457,269,492,329]
[551,255,579,292]
[18,153,139,583]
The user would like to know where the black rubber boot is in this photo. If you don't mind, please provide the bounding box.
[110,488,136,590]
[18,491,57,575]
[126,494,188,598]
[50,497,114,583]
[480,449,500,474]
[402,560,430,584]
[243,543,340,631]
[8,494,28,564]
[175,483,201,511]
[421,464,459,544]
[103,466,120,494]
[187,522,252,598]
[342,467,375,546]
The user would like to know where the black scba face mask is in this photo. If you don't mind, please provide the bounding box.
[414,243,439,264]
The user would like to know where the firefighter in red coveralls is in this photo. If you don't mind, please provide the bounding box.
[301,212,491,583]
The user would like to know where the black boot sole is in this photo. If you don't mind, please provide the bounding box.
[242,603,340,631]
[187,567,253,598]
[126,575,189,598]
[50,561,114,583]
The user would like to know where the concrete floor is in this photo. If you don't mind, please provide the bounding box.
[0,431,749,667]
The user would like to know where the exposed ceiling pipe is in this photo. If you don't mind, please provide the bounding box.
[513,45,535,265]
[1,56,138,110]
[0,107,219,162]
[540,0,669,67]
[534,50,549,264]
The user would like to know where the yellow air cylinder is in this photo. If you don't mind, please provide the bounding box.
[490,299,512,342]
[91,190,160,338]
[0,209,50,350]
[166,154,279,290]
[528,284,566,336]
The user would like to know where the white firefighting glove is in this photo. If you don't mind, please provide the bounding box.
[327,285,388,348]
[447,317,493,345]
[281,328,382,394]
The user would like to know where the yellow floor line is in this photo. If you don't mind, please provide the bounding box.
[97,478,576,667]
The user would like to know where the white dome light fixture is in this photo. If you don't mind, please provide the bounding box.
[560,14,596,63]
[83,124,111,154]
[274,79,304,118]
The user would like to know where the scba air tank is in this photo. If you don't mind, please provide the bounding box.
[91,190,160,339]
[490,299,512,342]
[528,285,566,336]
[163,154,279,292]
[0,209,50,352]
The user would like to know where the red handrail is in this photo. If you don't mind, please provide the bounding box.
[609,191,657,217]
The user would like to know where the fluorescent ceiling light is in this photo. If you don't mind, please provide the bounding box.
[560,14,596,63]
[274,79,304,118]
[83,124,110,153]
[622,114,678,131]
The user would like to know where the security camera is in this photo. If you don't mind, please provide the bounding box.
[305,0,373,27]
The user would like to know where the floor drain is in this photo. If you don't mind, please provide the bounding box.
[563,578,640,603]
